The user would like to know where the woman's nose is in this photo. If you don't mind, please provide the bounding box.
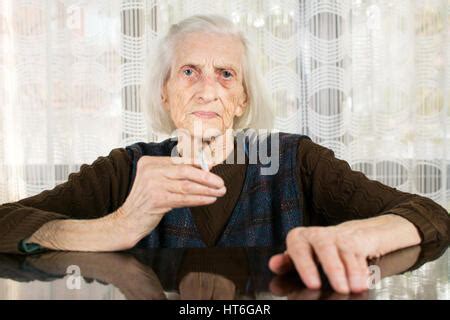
[195,75,219,103]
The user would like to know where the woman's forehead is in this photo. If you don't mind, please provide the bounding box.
[174,33,244,70]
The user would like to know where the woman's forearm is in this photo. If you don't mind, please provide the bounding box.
[339,214,422,257]
[26,213,134,252]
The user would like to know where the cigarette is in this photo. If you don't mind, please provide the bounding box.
[198,149,209,172]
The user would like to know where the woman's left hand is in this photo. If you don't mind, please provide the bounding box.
[268,214,422,294]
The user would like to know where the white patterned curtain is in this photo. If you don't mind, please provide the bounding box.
[1,0,449,214]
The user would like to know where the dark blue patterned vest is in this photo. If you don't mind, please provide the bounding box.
[125,131,311,248]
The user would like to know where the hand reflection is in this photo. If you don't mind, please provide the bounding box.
[269,244,422,300]
[1,242,444,300]
[270,275,369,300]
[25,251,166,300]
[179,272,236,299]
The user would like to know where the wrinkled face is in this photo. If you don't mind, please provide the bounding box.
[162,32,248,139]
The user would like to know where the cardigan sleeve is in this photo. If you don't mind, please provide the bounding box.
[0,148,132,254]
[297,138,450,244]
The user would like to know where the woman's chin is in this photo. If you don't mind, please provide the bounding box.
[182,121,224,139]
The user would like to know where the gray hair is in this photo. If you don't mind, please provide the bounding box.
[143,14,274,136]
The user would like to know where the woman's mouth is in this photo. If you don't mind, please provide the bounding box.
[191,111,219,119]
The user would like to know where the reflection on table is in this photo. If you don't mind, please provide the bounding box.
[0,241,447,300]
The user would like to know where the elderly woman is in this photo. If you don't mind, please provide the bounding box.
[0,15,449,295]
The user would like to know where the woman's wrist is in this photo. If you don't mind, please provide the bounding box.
[337,214,422,258]
[375,214,422,254]
[111,206,163,246]
[27,220,65,251]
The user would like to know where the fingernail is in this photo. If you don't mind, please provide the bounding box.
[212,179,223,188]
[309,277,321,288]
[351,276,365,289]
[214,177,224,187]
[336,277,349,293]
[216,186,226,195]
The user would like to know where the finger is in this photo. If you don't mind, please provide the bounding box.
[287,241,322,290]
[357,255,370,290]
[171,153,213,170]
[171,154,203,167]
[165,165,224,189]
[312,242,349,294]
[268,253,294,275]
[165,192,217,208]
[339,250,368,293]
[140,156,196,170]
[166,179,226,197]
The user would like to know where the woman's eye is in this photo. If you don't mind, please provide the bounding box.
[221,70,233,79]
[183,68,194,77]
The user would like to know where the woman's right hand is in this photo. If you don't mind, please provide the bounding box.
[113,155,226,248]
